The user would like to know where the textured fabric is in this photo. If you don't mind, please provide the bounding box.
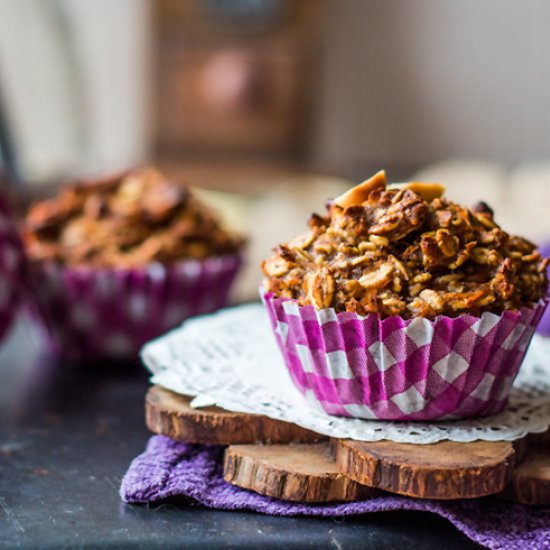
[121,436,550,550]
[0,193,26,341]
[263,292,546,421]
[30,255,241,360]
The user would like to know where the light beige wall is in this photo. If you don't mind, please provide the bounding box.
[0,0,152,181]
[0,0,82,179]
[313,0,550,171]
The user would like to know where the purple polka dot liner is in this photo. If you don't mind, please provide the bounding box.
[263,291,547,421]
[29,255,242,361]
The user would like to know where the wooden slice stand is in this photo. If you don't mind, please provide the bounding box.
[334,438,526,500]
[224,443,377,502]
[146,386,322,445]
[499,432,550,505]
[145,385,550,505]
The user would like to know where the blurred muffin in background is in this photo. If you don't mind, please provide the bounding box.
[22,168,244,362]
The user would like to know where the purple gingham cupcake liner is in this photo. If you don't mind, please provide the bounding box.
[535,241,550,336]
[30,255,242,361]
[0,193,26,341]
[263,290,547,421]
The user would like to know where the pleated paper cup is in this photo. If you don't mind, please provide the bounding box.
[263,290,547,421]
[535,242,550,336]
[0,194,26,341]
[30,255,242,362]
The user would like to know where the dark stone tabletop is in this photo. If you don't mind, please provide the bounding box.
[0,314,480,549]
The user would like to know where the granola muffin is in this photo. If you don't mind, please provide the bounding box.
[262,171,548,420]
[23,168,243,361]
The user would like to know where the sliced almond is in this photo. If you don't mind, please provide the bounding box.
[334,170,387,208]
[369,234,389,247]
[293,247,313,262]
[349,254,374,267]
[411,272,431,284]
[419,289,445,313]
[389,182,445,202]
[435,229,459,257]
[358,262,394,289]
[289,231,315,250]
[263,257,290,277]
[306,270,335,309]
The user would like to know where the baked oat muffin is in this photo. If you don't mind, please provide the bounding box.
[262,171,548,319]
[22,168,243,361]
[261,171,548,421]
[23,167,242,267]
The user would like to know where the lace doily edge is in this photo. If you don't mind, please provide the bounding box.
[151,377,550,444]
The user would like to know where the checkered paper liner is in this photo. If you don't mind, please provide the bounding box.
[535,242,550,336]
[30,255,241,361]
[0,194,25,341]
[263,291,547,421]
[142,303,550,443]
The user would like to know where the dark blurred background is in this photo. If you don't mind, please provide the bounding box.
[1,0,550,298]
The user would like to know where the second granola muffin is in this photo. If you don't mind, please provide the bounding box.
[23,168,244,361]
[262,171,548,420]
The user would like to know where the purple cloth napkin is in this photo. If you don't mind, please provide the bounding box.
[121,436,550,550]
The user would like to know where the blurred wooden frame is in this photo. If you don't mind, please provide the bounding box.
[153,0,322,157]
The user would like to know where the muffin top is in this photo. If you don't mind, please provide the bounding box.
[261,171,549,318]
[23,168,243,267]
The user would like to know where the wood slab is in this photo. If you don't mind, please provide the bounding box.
[146,385,323,445]
[145,385,546,504]
[499,430,550,505]
[334,438,527,500]
[499,448,550,505]
[223,443,377,502]
[528,429,550,448]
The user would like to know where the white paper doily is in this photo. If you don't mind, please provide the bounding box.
[142,303,550,444]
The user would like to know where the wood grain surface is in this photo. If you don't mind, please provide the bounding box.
[145,384,547,504]
[223,443,377,502]
[499,431,550,505]
[334,438,527,500]
[499,448,550,505]
[145,385,322,445]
